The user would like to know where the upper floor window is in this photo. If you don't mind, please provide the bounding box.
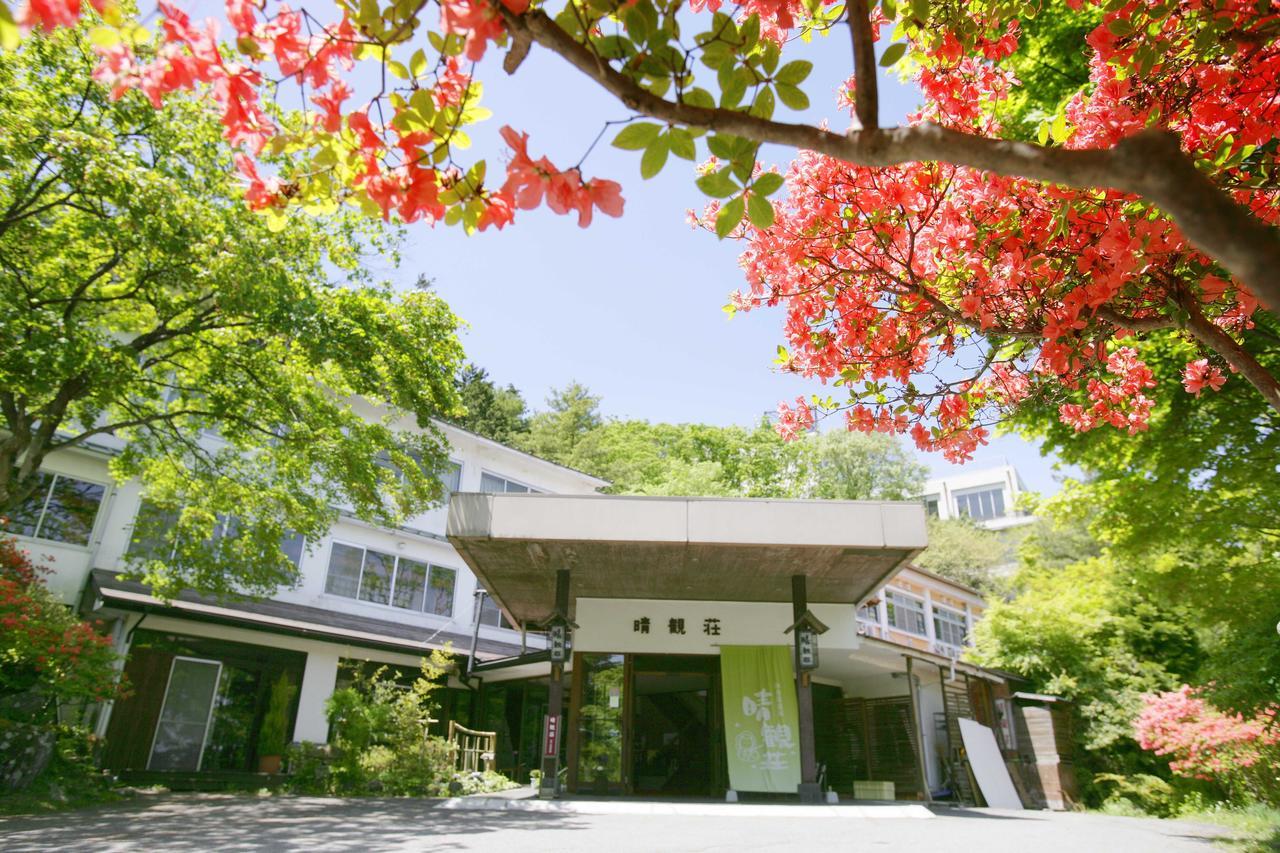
[441,461,462,500]
[922,494,940,518]
[885,590,927,636]
[479,472,541,494]
[325,542,456,617]
[474,592,515,629]
[856,602,880,624]
[955,486,1005,521]
[933,605,969,648]
[9,472,105,546]
[129,500,304,567]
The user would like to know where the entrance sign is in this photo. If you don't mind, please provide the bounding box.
[543,714,560,758]
[719,645,802,793]
[797,627,819,670]
[549,623,568,663]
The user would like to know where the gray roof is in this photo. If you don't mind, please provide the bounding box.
[84,569,523,660]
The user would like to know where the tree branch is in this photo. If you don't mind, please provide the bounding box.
[1181,296,1280,414]
[848,0,878,131]
[501,6,1280,312]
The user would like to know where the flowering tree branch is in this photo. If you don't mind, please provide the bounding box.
[500,4,1280,314]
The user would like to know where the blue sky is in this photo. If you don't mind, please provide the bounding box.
[359,28,1077,495]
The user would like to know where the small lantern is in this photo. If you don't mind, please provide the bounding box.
[785,610,830,673]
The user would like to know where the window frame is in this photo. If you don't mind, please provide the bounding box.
[885,589,928,636]
[932,604,969,648]
[13,470,109,548]
[323,538,459,619]
[953,485,1006,521]
[478,470,543,495]
[128,500,305,568]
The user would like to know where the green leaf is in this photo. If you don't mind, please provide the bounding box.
[879,42,907,67]
[747,193,774,229]
[613,122,664,151]
[775,83,809,111]
[410,49,428,78]
[774,60,812,85]
[386,60,410,80]
[880,0,897,19]
[753,172,785,197]
[683,87,716,109]
[640,134,670,179]
[669,128,697,161]
[715,196,745,238]
[696,167,740,198]
[1049,112,1070,144]
[909,0,928,22]
[750,86,775,120]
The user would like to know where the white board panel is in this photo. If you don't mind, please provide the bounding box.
[958,717,1023,809]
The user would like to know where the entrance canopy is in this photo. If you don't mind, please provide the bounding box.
[447,494,927,626]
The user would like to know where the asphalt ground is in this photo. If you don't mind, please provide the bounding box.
[0,793,1236,852]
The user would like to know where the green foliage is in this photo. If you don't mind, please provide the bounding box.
[915,517,1012,592]
[452,364,529,443]
[0,30,466,598]
[515,382,602,464]
[257,674,297,758]
[1093,772,1179,818]
[1011,322,1280,715]
[514,382,926,500]
[299,651,515,797]
[969,551,1202,788]
[996,0,1104,139]
[0,722,113,814]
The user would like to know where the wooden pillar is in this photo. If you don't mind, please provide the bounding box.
[904,656,933,803]
[792,574,822,803]
[539,568,570,799]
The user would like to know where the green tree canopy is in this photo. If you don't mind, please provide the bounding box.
[0,31,465,598]
[452,363,529,444]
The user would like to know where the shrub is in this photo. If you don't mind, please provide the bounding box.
[1135,686,1280,806]
[258,673,297,758]
[1093,772,1180,817]
[0,535,124,717]
[286,652,517,797]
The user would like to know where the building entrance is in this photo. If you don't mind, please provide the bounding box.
[629,655,724,797]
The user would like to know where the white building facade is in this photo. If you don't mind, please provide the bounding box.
[920,462,1035,531]
[14,419,604,775]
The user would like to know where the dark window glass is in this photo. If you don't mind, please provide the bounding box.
[358,549,394,605]
[325,543,364,598]
[280,532,305,568]
[129,500,180,561]
[29,474,104,545]
[8,472,54,538]
[475,594,513,629]
[426,566,456,617]
[392,558,428,611]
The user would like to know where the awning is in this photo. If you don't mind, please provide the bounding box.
[82,569,523,660]
[447,493,927,626]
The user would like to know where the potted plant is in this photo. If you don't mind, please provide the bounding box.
[257,673,297,774]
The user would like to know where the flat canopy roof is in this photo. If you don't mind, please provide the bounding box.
[447,493,927,626]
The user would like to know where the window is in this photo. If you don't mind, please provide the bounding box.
[10,472,105,546]
[857,602,880,623]
[933,606,969,648]
[955,486,1006,521]
[922,494,940,518]
[474,592,514,629]
[479,472,541,494]
[886,590,927,636]
[324,542,456,617]
[441,461,462,501]
[129,500,304,567]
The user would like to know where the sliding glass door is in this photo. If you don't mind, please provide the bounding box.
[148,657,222,771]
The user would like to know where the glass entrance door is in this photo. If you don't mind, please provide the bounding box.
[629,654,723,797]
[148,657,222,771]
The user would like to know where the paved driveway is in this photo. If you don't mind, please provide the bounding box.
[0,794,1233,853]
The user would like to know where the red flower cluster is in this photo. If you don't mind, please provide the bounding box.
[499,126,624,228]
[729,0,1272,460]
[1135,686,1279,783]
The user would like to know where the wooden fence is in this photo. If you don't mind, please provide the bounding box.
[447,721,497,774]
